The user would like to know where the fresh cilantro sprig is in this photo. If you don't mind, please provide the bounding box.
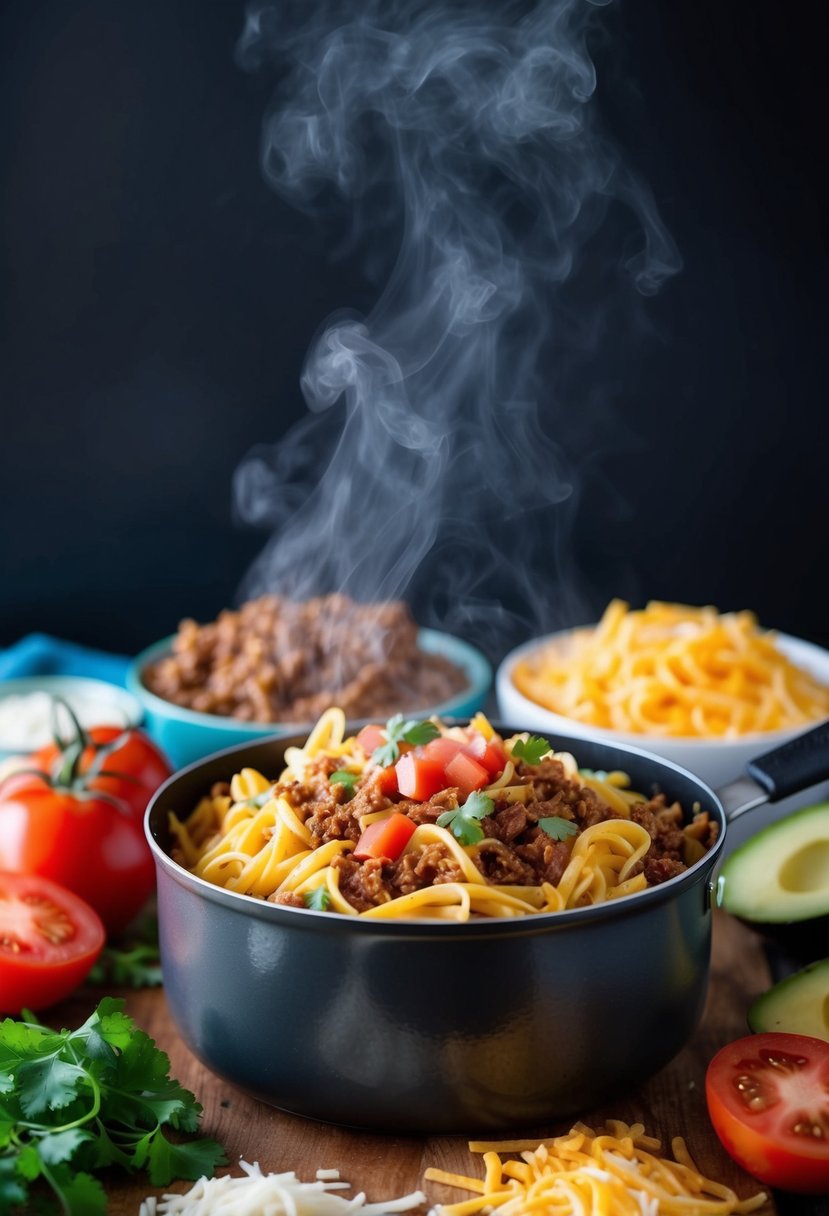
[303,887,331,911]
[0,998,225,1216]
[330,770,359,798]
[371,714,440,767]
[436,791,494,846]
[538,816,579,841]
[87,944,162,989]
[510,735,552,766]
[87,913,162,989]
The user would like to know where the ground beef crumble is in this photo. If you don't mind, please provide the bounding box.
[269,747,719,912]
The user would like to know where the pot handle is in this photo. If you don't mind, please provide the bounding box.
[718,719,829,822]
[746,718,829,800]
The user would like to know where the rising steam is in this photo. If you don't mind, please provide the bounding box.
[233,0,680,658]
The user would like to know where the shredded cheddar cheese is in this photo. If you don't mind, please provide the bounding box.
[512,599,829,738]
[425,1121,768,1215]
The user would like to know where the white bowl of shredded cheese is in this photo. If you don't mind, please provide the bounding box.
[0,676,143,761]
[496,602,829,791]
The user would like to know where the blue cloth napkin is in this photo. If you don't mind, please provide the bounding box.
[0,634,131,687]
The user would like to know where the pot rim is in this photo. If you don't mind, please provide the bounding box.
[146,720,728,936]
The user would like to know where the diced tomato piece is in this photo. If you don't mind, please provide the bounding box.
[357,724,386,755]
[462,731,488,759]
[353,813,417,862]
[444,751,490,796]
[375,765,398,796]
[395,753,447,800]
[479,740,507,777]
[422,737,466,767]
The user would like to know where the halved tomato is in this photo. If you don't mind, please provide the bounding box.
[0,872,105,1014]
[706,1032,829,1193]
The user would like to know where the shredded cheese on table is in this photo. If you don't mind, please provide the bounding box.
[424,1121,768,1216]
[138,1160,426,1216]
[512,599,829,738]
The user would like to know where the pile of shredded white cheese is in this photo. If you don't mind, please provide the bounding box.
[138,1160,426,1216]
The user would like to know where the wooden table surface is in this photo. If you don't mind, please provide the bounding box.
[46,909,829,1215]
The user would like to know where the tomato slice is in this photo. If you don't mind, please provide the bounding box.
[0,872,105,1015]
[706,1032,829,1193]
[356,725,386,756]
[395,754,447,800]
[353,813,417,861]
[479,740,507,778]
[374,765,399,796]
[444,751,490,797]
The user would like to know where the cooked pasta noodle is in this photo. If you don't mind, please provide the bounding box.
[169,708,709,921]
[512,599,829,738]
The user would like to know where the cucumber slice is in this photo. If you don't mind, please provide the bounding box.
[748,958,829,1041]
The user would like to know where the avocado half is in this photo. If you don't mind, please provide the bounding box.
[717,801,829,960]
[748,958,829,1041]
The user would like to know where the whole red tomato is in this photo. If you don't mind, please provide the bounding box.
[0,714,171,935]
[31,725,171,824]
[706,1032,829,1193]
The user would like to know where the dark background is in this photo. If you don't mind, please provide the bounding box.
[1,0,826,659]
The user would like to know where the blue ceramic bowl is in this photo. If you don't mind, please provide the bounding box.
[127,629,492,769]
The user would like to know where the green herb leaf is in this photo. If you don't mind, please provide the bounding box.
[511,735,552,766]
[0,999,225,1215]
[371,714,440,767]
[86,914,162,991]
[436,793,494,846]
[330,770,359,797]
[538,816,579,841]
[303,887,331,911]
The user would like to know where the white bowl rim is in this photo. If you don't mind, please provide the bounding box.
[128,627,492,733]
[497,626,829,750]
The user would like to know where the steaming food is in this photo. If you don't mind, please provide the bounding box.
[142,594,467,723]
[168,709,716,920]
[512,599,829,738]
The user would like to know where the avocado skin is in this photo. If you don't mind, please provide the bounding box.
[737,914,829,963]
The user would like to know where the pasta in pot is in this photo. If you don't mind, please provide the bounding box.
[169,709,716,921]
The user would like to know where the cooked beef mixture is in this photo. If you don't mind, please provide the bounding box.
[270,752,718,913]
[143,594,467,722]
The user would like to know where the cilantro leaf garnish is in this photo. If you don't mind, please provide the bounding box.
[510,735,553,766]
[87,913,162,989]
[539,816,579,841]
[330,770,359,797]
[371,714,440,767]
[0,999,225,1214]
[436,791,494,846]
[304,887,331,911]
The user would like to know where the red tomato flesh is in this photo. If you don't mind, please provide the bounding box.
[443,751,490,797]
[395,754,446,800]
[706,1032,829,1193]
[422,737,466,768]
[353,813,416,861]
[0,872,105,1014]
[356,725,386,756]
[479,740,507,777]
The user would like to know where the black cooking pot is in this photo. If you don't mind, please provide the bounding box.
[145,719,829,1134]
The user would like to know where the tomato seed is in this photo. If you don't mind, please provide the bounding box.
[759,1049,808,1072]
[1,935,32,954]
[792,1119,826,1139]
